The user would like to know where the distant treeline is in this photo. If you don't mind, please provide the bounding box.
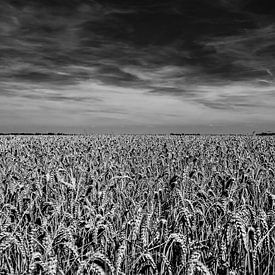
[256,132,275,136]
[0,133,78,136]
[170,133,201,136]
[0,132,274,136]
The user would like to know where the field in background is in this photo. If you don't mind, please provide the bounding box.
[0,135,274,275]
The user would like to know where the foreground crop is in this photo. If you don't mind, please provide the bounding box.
[0,135,274,275]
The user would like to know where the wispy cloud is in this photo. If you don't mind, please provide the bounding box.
[201,24,275,80]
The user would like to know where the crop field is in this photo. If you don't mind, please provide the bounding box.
[0,135,274,275]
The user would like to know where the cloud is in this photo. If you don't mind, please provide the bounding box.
[1,0,272,89]
[202,24,275,80]
[0,0,275,132]
[147,78,275,112]
[0,81,102,104]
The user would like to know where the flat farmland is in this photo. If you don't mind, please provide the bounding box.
[0,135,274,275]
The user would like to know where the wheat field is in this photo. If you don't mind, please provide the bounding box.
[0,134,274,275]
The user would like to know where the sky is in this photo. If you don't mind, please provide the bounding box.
[0,0,274,134]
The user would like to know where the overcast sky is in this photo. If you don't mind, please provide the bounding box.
[0,0,274,133]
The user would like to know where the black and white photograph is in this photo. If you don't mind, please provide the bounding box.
[0,0,274,274]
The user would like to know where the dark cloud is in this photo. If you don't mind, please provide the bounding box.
[94,64,142,86]
[0,0,265,85]
[3,92,100,103]
[1,0,273,88]
[148,87,201,98]
[202,25,275,80]
[10,70,74,84]
[197,95,270,110]
[82,108,127,114]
